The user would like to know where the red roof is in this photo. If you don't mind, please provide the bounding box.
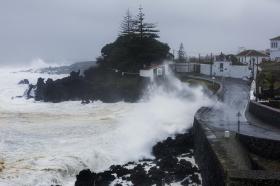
[270,36,280,40]
[237,50,268,57]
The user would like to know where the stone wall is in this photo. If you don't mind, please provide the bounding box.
[249,101,280,128]
[237,133,280,160]
[174,63,251,79]
[193,111,280,186]
[193,116,226,186]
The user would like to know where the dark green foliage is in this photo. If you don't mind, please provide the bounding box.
[133,6,159,40]
[120,9,135,36]
[33,7,170,103]
[102,6,170,72]
[98,35,170,72]
[83,65,149,102]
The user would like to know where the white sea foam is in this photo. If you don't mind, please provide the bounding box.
[0,66,213,186]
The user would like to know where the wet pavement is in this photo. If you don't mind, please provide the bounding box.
[197,77,280,141]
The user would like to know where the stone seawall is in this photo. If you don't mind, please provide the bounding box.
[249,101,280,128]
[237,133,280,160]
[193,116,226,186]
[193,110,280,186]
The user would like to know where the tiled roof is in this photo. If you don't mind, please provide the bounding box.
[237,50,268,57]
[270,36,280,40]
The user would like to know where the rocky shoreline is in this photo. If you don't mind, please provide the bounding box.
[75,130,201,186]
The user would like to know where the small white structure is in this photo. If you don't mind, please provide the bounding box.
[140,63,170,81]
[212,54,232,77]
[224,131,230,138]
[270,36,280,62]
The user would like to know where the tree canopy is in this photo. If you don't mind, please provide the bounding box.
[95,6,170,72]
[176,43,187,63]
[120,6,159,39]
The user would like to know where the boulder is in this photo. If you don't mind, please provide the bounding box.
[18,79,29,85]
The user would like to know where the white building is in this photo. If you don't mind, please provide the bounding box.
[236,50,269,68]
[211,54,232,77]
[175,53,252,79]
[140,63,170,81]
[270,36,280,61]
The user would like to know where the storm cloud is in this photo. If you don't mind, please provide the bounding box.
[0,0,279,66]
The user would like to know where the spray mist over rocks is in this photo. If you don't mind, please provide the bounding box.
[112,73,214,163]
[0,65,213,186]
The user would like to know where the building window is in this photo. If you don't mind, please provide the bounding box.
[272,42,278,48]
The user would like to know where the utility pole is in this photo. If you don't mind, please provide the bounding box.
[237,112,241,133]
[255,58,259,101]
[210,53,213,77]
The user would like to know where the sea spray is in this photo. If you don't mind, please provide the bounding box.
[0,67,213,186]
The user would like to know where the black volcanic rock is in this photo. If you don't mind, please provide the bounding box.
[75,169,96,186]
[18,79,29,85]
[152,132,193,159]
[75,170,115,186]
[33,69,148,103]
[35,77,46,101]
[158,155,178,172]
[75,130,201,186]
[130,165,151,186]
[25,84,36,99]
[110,165,130,177]
[148,167,165,185]
[34,71,90,103]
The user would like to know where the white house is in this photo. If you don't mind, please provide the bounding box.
[236,50,269,79]
[174,53,252,79]
[270,36,280,62]
[236,50,269,68]
[140,63,170,81]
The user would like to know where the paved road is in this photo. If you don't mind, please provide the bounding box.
[197,77,280,140]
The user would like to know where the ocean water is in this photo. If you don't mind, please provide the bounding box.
[0,63,213,186]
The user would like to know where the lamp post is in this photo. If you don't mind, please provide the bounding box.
[237,112,241,133]
[212,76,216,89]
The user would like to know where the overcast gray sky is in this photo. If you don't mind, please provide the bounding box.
[0,0,279,66]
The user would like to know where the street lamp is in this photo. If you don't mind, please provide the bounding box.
[237,112,241,133]
[212,76,216,88]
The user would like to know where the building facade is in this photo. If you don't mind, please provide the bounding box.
[140,63,170,81]
[236,50,269,68]
[175,53,251,79]
[270,36,280,62]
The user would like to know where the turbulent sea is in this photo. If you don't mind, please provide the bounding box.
[0,63,212,186]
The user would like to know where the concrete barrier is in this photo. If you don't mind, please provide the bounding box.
[193,116,280,186]
[249,101,280,128]
[237,133,280,160]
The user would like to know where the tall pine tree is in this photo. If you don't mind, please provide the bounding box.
[177,43,187,63]
[120,9,135,36]
[134,6,159,40]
